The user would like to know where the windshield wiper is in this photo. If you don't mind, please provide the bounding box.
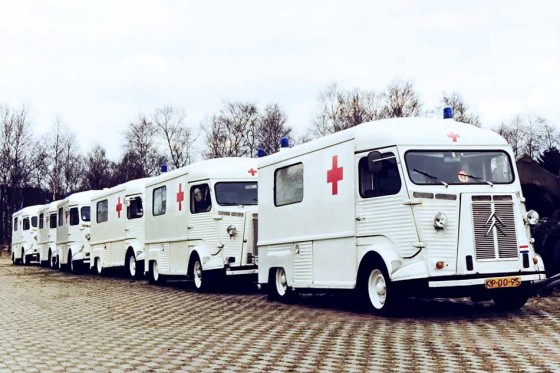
[412,169,449,187]
[459,172,494,186]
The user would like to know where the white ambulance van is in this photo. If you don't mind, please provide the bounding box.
[56,190,98,273]
[37,201,59,268]
[90,178,149,278]
[257,115,546,314]
[144,158,258,289]
[11,205,42,265]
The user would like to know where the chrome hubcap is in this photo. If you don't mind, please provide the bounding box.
[368,269,387,309]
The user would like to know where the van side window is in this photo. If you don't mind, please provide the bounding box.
[14,217,18,231]
[23,217,30,231]
[31,216,38,228]
[190,184,212,213]
[97,200,108,223]
[153,186,167,216]
[39,213,44,229]
[127,197,144,219]
[49,213,57,229]
[359,152,401,198]
[275,163,303,206]
[58,208,63,227]
[69,207,79,226]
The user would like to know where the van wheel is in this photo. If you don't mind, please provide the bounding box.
[362,261,397,315]
[148,261,166,285]
[48,250,54,269]
[12,252,17,265]
[192,257,204,290]
[492,288,530,310]
[68,252,76,273]
[268,267,294,302]
[126,252,137,279]
[22,249,27,265]
[95,258,103,275]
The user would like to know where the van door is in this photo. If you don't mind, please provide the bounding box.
[355,148,420,260]
[186,182,219,260]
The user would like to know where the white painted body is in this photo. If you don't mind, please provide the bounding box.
[257,118,546,297]
[56,191,99,268]
[144,158,258,280]
[11,205,42,264]
[37,201,59,266]
[90,179,149,273]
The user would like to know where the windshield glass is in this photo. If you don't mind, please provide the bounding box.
[215,182,258,206]
[405,150,514,185]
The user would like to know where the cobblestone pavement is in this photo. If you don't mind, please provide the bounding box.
[2,256,560,373]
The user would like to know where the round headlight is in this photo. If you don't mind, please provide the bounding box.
[227,225,237,237]
[525,210,539,226]
[434,212,448,230]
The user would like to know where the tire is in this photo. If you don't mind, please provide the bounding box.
[95,258,104,275]
[68,251,76,274]
[12,252,16,265]
[48,250,55,269]
[492,287,530,310]
[361,260,398,315]
[22,249,27,265]
[192,256,204,291]
[126,252,137,279]
[148,261,166,285]
[268,267,294,302]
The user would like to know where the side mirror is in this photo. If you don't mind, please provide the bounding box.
[367,151,383,174]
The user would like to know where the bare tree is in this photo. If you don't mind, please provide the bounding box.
[494,114,553,159]
[380,80,421,118]
[0,103,38,245]
[495,115,526,158]
[124,114,166,177]
[152,106,197,170]
[257,103,292,155]
[203,101,259,158]
[311,83,380,137]
[81,144,115,190]
[40,117,82,200]
[440,92,481,127]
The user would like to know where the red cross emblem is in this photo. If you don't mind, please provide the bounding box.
[116,197,123,218]
[447,131,460,142]
[248,168,257,176]
[177,183,184,211]
[327,155,343,195]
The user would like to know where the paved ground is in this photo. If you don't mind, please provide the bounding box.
[2,256,560,373]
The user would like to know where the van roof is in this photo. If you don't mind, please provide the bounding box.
[146,158,258,187]
[259,118,509,167]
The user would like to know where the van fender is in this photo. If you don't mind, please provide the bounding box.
[357,236,429,283]
[188,244,223,272]
[257,245,293,285]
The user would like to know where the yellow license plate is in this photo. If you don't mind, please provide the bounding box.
[485,276,522,289]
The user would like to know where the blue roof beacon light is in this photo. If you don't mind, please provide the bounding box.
[443,107,453,119]
[279,137,290,151]
[257,148,266,158]
[160,164,168,173]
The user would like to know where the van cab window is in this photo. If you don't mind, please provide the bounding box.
[49,213,57,229]
[70,208,79,226]
[13,217,18,231]
[215,182,257,206]
[58,208,63,227]
[359,152,401,198]
[39,213,44,229]
[31,216,38,228]
[190,184,212,213]
[127,197,144,219]
[23,217,30,230]
[81,207,90,222]
[405,150,514,185]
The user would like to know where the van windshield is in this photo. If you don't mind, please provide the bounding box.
[405,150,514,185]
[215,182,258,206]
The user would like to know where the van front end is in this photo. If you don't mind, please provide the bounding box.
[389,148,546,307]
[212,207,259,276]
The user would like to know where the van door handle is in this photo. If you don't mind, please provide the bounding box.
[356,217,366,221]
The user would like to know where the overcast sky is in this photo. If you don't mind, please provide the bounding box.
[1,1,558,161]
